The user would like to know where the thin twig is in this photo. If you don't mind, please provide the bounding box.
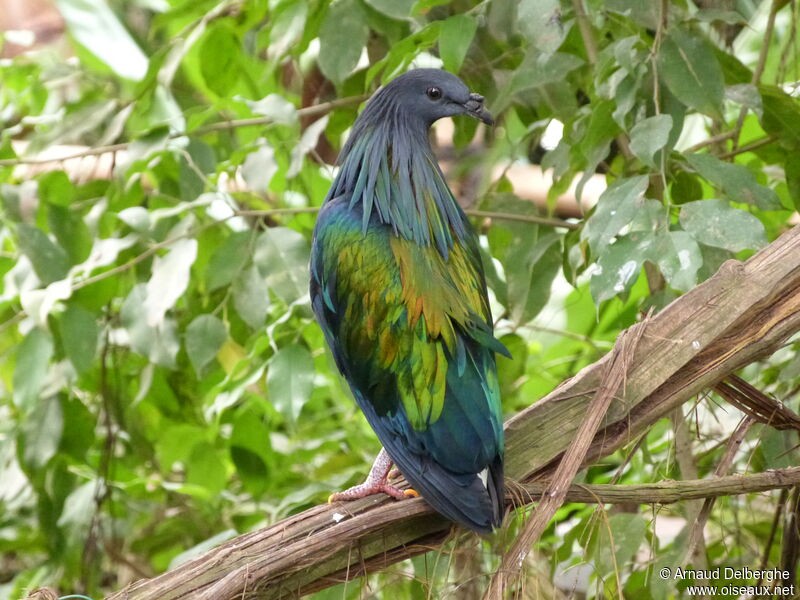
[237,207,578,229]
[730,0,781,152]
[570,0,632,161]
[685,130,738,154]
[755,488,788,588]
[651,0,669,115]
[483,316,649,599]
[0,95,367,168]
[571,0,598,65]
[467,209,578,230]
[718,135,777,159]
[684,416,755,562]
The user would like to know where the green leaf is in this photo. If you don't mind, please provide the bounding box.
[508,233,562,325]
[233,265,270,329]
[581,175,650,255]
[785,153,800,211]
[438,15,478,73]
[679,199,767,252]
[38,171,75,207]
[725,83,762,118]
[230,446,268,496]
[694,8,747,24]
[506,51,584,97]
[60,396,96,459]
[121,284,180,368]
[484,195,561,323]
[59,304,99,374]
[594,513,647,577]
[267,344,315,423]
[186,442,227,496]
[19,395,63,470]
[487,0,517,41]
[685,153,781,210]
[242,143,278,192]
[56,481,95,540]
[199,24,241,96]
[670,171,704,205]
[179,139,215,202]
[268,1,308,58]
[605,0,659,28]
[318,0,369,85]
[610,73,642,129]
[243,94,297,125]
[288,116,329,177]
[253,227,310,304]
[230,403,271,462]
[574,100,620,196]
[17,224,70,285]
[496,333,528,398]
[206,231,252,292]
[518,0,567,53]
[366,0,415,19]
[650,231,702,292]
[366,22,441,86]
[658,26,724,119]
[47,205,92,265]
[590,231,653,304]
[55,0,148,80]
[185,314,227,376]
[760,428,794,469]
[144,238,197,327]
[230,404,271,496]
[760,86,800,148]
[629,115,673,168]
[13,328,54,409]
[156,423,208,470]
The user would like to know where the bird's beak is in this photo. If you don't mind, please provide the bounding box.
[463,92,494,126]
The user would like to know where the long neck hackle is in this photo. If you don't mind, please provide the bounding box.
[326,96,468,257]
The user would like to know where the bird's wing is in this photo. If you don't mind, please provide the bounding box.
[311,196,507,530]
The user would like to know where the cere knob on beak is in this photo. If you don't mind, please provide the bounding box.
[464,92,494,126]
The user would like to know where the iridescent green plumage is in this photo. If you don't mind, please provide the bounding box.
[311,69,507,532]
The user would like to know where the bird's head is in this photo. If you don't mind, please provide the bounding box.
[367,68,494,129]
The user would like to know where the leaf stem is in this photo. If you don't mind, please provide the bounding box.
[730,0,781,152]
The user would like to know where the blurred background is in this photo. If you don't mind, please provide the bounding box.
[0,0,799,598]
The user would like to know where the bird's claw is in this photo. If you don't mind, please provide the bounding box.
[327,448,418,503]
[328,482,417,502]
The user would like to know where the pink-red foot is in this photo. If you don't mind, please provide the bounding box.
[328,448,419,503]
[328,482,418,502]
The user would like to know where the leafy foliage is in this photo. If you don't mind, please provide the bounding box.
[0,0,799,598]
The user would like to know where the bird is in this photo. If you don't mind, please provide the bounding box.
[309,68,509,534]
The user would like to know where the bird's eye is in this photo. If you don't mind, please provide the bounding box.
[426,87,442,100]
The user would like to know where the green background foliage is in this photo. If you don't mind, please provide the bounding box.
[0,0,799,597]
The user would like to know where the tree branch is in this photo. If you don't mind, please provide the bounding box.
[95,224,800,599]
[515,466,800,505]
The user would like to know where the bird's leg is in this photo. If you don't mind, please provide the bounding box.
[328,448,419,503]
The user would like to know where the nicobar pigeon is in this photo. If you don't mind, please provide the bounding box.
[310,69,509,533]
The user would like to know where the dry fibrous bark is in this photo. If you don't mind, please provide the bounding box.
[95,224,800,600]
[485,312,650,597]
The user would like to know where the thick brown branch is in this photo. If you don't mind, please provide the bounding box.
[98,224,800,600]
